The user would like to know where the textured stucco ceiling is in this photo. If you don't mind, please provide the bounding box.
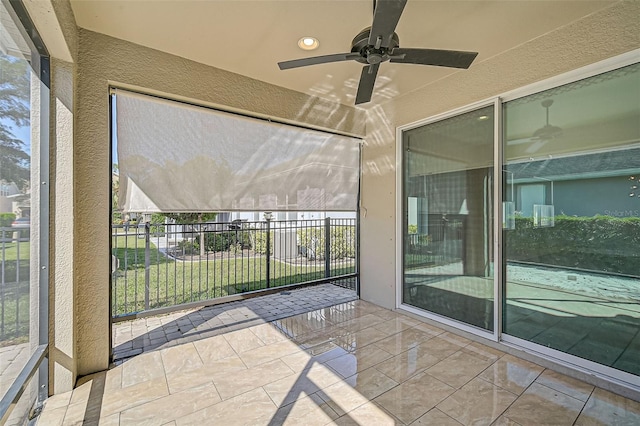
[69,0,615,107]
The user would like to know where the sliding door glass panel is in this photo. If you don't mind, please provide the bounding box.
[503,63,640,375]
[403,106,494,331]
[1,0,49,416]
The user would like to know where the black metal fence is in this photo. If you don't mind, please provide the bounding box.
[111,218,357,319]
[0,227,30,345]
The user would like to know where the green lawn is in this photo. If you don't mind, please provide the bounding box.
[1,241,31,346]
[1,241,30,261]
[111,233,355,316]
[0,281,30,347]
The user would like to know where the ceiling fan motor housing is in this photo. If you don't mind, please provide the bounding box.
[351,27,400,65]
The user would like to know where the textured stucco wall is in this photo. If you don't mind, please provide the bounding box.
[359,1,640,309]
[50,57,76,393]
[74,29,364,376]
[24,0,79,394]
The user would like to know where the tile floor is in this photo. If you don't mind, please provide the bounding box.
[38,289,640,425]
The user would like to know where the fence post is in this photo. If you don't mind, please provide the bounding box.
[265,219,271,288]
[325,217,331,278]
[144,222,150,310]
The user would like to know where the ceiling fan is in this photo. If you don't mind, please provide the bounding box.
[277,0,479,105]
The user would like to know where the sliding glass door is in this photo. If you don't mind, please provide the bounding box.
[502,63,640,376]
[400,58,639,384]
[402,105,495,331]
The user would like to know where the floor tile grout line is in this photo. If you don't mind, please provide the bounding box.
[571,386,596,426]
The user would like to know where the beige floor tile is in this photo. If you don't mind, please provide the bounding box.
[36,406,67,426]
[69,376,94,405]
[374,309,403,321]
[63,397,116,425]
[339,313,387,332]
[98,413,121,425]
[462,342,505,363]
[374,371,456,424]
[264,363,344,406]
[491,415,523,425]
[374,347,441,383]
[333,402,402,426]
[574,387,640,426]
[373,316,420,334]
[534,369,594,402]
[100,376,170,418]
[274,313,336,339]
[250,322,289,344]
[160,343,203,375]
[438,331,473,347]
[318,367,398,416]
[104,366,124,391]
[295,325,347,348]
[280,343,347,372]
[122,350,165,387]
[62,401,88,425]
[325,346,394,378]
[410,321,447,337]
[43,391,73,410]
[437,377,518,425]
[411,408,463,425]
[214,358,295,400]
[165,355,247,394]
[119,382,221,426]
[411,334,469,362]
[192,334,237,364]
[340,326,394,348]
[331,301,385,320]
[479,354,544,395]
[223,327,266,353]
[425,349,494,389]
[270,392,339,426]
[373,327,437,355]
[239,339,302,367]
[175,387,277,426]
[502,382,585,426]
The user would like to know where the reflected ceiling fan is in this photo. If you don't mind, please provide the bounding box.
[508,99,563,153]
[277,0,478,105]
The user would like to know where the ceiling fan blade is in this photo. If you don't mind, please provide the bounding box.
[390,48,478,69]
[355,64,380,105]
[369,0,407,48]
[278,53,360,70]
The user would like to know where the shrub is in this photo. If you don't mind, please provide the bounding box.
[506,215,640,275]
[194,230,250,253]
[197,231,231,252]
[298,225,356,260]
[150,213,166,236]
[0,213,16,228]
[177,239,199,255]
[251,230,272,255]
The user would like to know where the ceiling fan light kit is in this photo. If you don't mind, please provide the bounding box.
[278,0,479,105]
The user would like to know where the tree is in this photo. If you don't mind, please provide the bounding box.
[112,164,122,223]
[0,53,30,190]
[164,213,217,257]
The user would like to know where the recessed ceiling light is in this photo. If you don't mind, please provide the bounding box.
[298,37,319,50]
[477,115,489,121]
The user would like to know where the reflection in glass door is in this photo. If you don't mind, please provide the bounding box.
[402,105,495,331]
[502,63,640,377]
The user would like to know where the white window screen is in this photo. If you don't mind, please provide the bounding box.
[114,90,361,213]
